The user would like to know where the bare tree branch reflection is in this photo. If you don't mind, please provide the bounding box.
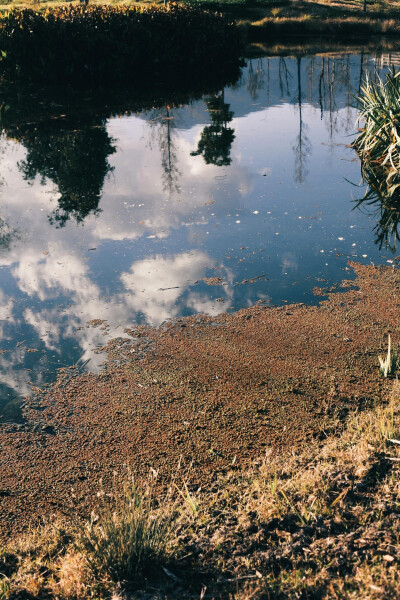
[279,57,292,97]
[148,106,181,196]
[247,58,265,100]
[293,57,311,183]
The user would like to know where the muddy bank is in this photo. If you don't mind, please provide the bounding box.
[0,262,399,538]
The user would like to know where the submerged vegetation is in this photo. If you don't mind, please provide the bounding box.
[2,380,400,598]
[0,4,242,84]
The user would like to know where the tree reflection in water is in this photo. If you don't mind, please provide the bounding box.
[293,57,311,184]
[0,52,391,235]
[191,92,235,167]
[247,58,265,100]
[0,216,17,250]
[355,161,400,252]
[8,117,116,228]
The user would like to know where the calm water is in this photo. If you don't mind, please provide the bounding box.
[0,51,396,419]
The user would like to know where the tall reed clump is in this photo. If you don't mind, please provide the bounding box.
[353,70,400,249]
[0,4,243,86]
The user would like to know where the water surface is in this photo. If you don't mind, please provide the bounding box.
[0,51,396,419]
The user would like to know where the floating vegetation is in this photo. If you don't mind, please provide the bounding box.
[353,70,400,251]
[0,4,243,85]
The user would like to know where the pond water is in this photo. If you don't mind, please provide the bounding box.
[0,50,397,420]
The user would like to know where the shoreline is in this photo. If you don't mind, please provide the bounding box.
[1,261,398,537]
[3,1,400,48]
[245,37,400,57]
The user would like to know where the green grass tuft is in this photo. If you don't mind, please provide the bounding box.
[78,481,179,583]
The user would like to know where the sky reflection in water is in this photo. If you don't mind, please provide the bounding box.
[0,52,395,418]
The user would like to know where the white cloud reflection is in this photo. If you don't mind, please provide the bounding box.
[121,251,233,326]
[0,113,252,399]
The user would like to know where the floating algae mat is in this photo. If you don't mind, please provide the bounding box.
[0,51,397,419]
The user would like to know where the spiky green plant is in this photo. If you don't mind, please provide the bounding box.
[354,70,400,175]
[378,334,399,377]
[354,70,400,164]
[353,70,400,250]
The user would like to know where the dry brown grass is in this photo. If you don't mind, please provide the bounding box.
[2,381,400,598]
[0,522,88,598]
[245,14,400,39]
[52,551,91,598]
[230,0,400,38]
[0,479,184,598]
[187,378,400,598]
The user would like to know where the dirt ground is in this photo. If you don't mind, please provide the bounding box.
[1,261,399,539]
